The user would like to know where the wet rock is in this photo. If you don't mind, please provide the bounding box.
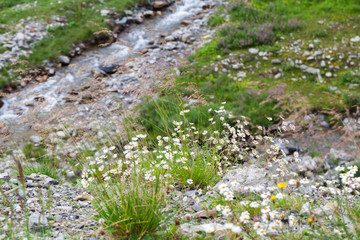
[46,67,56,76]
[117,17,128,26]
[134,15,144,24]
[59,55,70,65]
[181,20,192,25]
[153,1,169,9]
[165,35,175,41]
[99,63,118,74]
[143,10,155,18]
[29,212,48,232]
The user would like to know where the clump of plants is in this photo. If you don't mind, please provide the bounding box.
[217,1,302,51]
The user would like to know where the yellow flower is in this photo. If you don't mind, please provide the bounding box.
[270,195,276,201]
[277,182,287,189]
[308,218,313,223]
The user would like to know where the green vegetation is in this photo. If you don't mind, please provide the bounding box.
[135,0,360,139]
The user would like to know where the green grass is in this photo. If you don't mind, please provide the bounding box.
[133,0,360,138]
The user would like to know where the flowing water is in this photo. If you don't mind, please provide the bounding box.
[0,0,214,145]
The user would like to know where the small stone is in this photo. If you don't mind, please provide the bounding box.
[181,20,192,25]
[274,73,281,79]
[271,59,281,64]
[56,131,66,139]
[100,9,110,16]
[152,1,169,9]
[320,120,329,128]
[134,15,143,24]
[181,34,193,43]
[249,48,259,54]
[350,36,360,42]
[300,202,311,215]
[59,55,70,65]
[191,204,203,212]
[193,210,217,219]
[143,10,155,18]
[320,60,326,67]
[325,72,332,77]
[56,206,73,212]
[30,135,43,144]
[308,43,314,50]
[0,173,10,181]
[99,63,118,74]
[29,212,48,232]
[75,194,91,201]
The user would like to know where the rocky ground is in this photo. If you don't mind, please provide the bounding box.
[0,0,360,239]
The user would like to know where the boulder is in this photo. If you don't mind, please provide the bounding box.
[153,1,169,9]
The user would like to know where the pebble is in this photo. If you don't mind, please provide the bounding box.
[248,48,259,54]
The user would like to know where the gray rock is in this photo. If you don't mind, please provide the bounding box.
[59,55,70,65]
[193,209,217,218]
[271,59,281,64]
[29,212,48,232]
[215,166,271,191]
[320,120,330,128]
[320,60,326,67]
[248,48,259,54]
[181,34,193,43]
[30,135,43,144]
[165,35,175,41]
[143,10,155,18]
[274,73,281,79]
[0,173,10,181]
[56,131,66,139]
[191,204,203,212]
[99,63,118,74]
[300,202,311,215]
[134,15,143,24]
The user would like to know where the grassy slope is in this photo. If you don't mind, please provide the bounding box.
[135,0,360,140]
[0,0,146,86]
